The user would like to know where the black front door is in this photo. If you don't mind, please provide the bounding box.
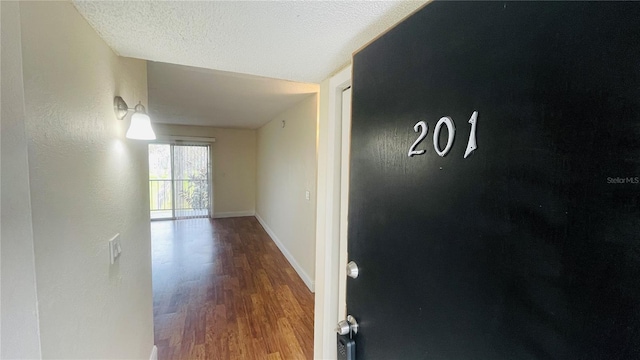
[347,2,640,359]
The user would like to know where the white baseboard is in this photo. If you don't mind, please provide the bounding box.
[149,345,158,360]
[254,213,315,292]
[213,210,255,219]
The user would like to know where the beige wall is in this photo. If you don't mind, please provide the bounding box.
[153,124,257,217]
[1,2,43,358]
[256,95,318,291]
[16,2,153,358]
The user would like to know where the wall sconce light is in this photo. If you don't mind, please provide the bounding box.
[114,96,156,140]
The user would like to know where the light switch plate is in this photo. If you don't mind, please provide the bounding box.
[109,233,122,265]
[305,190,311,201]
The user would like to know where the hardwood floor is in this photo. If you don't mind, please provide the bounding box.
[152,217,314,360]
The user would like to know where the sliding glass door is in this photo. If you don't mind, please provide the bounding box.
[148,143,211,220]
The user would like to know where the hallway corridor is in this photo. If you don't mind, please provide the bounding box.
[151,217,314,359]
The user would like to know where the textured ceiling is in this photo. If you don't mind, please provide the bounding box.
[72,0,428,84]
[147,61,318,128]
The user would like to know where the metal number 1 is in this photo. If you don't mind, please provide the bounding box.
[464,111,478,158]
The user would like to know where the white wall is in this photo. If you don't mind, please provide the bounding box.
[153,124,257,218]
[256,94,318,291]
[0,2,43,358]
[17,2,153,358]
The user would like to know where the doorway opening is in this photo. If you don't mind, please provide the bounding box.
[148,143,211,220]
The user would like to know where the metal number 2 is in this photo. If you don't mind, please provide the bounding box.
[408,121,428,157]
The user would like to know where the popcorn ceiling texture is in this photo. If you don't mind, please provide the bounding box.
[72,0,427,83]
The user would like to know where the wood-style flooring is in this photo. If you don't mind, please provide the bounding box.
[152,217,314,360]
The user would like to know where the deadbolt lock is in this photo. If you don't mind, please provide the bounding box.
[336,315,359,336]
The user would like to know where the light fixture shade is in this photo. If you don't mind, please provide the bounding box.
[126,112,156,140]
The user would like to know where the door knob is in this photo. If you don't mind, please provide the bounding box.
[347,261,359,279]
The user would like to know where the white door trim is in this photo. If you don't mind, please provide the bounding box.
[338,87,352,322]
[313,65,352,360]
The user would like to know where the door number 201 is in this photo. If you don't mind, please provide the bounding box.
[408,111,478,159]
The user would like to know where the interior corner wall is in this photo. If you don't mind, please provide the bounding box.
[152,124,257,218]
[0,2,43,358]
[18,2,153,359]
[256,94,318,292]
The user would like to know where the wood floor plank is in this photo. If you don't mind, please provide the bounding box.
[266,353,283,360]
[152,217,314,359]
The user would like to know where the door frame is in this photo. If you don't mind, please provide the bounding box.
[313,65,352,359]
